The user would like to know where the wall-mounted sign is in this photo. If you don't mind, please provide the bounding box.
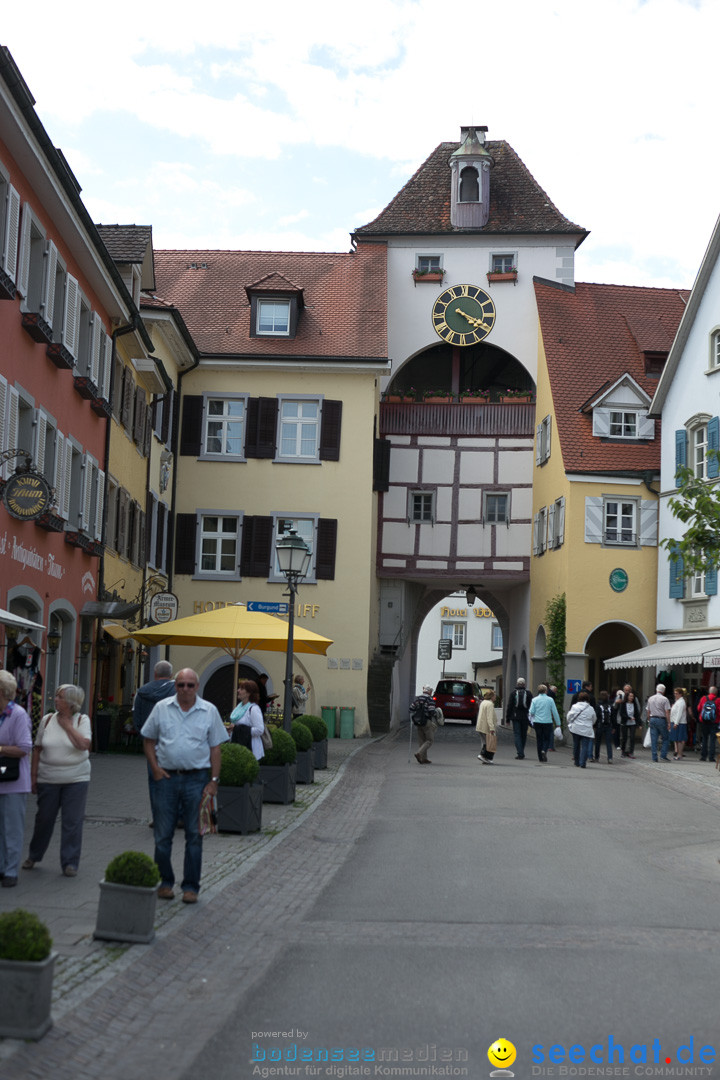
[150,592,179,624]
[247,601,289,614]
[2,472,51,521]
[609,568,629,593]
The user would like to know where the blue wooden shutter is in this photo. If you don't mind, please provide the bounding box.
[707,416,719,479]
[675,428,687,483]
[705,562,718,596]
[669,544,684,599]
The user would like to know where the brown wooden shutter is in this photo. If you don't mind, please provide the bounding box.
[373,437,391,492]
[319,400,342,461]
[315,518,337,580]
[161,388,174,446]
[174,513,197,575]
[240,515,273,577]
[179,395,203,456]
[245,398,278,459]
[156,503,167,571]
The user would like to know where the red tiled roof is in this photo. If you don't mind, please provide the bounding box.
[535,279,690,473]
[153,244,387,359]
[355,141,587,239]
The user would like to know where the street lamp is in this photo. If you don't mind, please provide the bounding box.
[275,526,312,732]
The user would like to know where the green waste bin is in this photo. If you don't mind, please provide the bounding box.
[339,707,355,739]
[321,706,337,739]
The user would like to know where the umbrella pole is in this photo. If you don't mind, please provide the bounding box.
[233,653,239,708]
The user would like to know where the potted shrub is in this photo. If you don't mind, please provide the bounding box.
[301,714,329,769]
[411,267,444,284]
[291,720,315,784]
[0,909,55,1040]
[94,850,161,944]
[216,743,263,834]
[258,726,297,804]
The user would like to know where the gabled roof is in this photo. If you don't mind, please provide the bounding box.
[534,279,690,473]
[650,211,720,417]
[582,374,652,412]
[153,243,387,359]
[96,224,155,291]
[354,140,588,240]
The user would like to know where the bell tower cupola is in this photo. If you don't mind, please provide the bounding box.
[449,125,494,228]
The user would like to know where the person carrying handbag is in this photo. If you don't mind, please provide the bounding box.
[230,681,266,761]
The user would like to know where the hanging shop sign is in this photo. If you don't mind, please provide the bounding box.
[2,472,51,521]
[149,592,179,624]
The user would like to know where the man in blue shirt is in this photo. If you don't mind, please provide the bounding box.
[142,668,229,903]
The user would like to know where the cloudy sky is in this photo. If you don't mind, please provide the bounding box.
[3,0,718,288]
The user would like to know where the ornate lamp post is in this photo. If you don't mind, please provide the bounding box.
[275,526,312,732]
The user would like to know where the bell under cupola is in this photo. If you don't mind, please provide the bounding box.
[449,125,494,228]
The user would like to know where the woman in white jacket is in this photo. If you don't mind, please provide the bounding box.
[567,691,596,769]
[230,681,266,761]
[476,691,498,764]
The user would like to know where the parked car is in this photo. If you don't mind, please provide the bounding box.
[433,680,482,723]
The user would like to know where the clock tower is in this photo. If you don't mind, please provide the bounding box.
[449,125,494,228]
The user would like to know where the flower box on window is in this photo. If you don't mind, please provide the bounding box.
[460,389,490,403]
[36,512,64,533]
[46,343,75,369]
[73,376,98,401]
[499,390,534,404]
[0,268,15,302]
[22,312,53,345]
[487,270,518,284]
[412,270,444,284]
[423,391,453,403]
[91,398,112,418]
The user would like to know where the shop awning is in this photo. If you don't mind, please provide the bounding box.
[0,607,46,632]
[101,621,133,641]
[604,637,720,670]
[80,601,141,620]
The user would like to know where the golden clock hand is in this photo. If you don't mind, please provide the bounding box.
[456,308,491,332]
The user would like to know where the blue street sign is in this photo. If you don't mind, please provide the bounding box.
[247,602,289,614]
[567,679,582,694]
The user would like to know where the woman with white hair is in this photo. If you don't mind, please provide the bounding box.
[23,684,91,877]
[0,670,32,887]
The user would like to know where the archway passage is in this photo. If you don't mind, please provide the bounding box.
[203,662,259,720]
[388,340,534,400]
[585,623,646,693]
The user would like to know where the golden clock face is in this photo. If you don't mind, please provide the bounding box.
[431,284,496,346]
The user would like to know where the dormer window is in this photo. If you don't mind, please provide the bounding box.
[609,411,638,438]
[257,299,290,336]
[459,166,479,203]
[587,374,655,441]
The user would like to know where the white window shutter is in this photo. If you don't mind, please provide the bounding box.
[535,424,543,465]
[95,469,105,541]
[539,508,547,553]
[547,502,556,548]
[89,315,102,386]
[592,408,611,437]
[0,374,7,458]
[61,439,73,520]
[3,185,21,283]
[584,496,603,543]
[639,500,658,547]
[637,413,655,439]
[556,497,566,547]
[41,240,58,329]
[62,275,80,359]
[15,206,32,299]
[544,416,551,460]
[532,512,540,555]
[4,386,19,480]
[99,331,112,399]
[53,433,66,518]
[81,456,94,532]
[33,409,47,474]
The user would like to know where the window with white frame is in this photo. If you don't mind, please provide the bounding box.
[271,516,317,581]
[536,415,551,465]
[604,499,637,545]
[278,398,320,460]
[441,621,466,649]
[711,330,720,370]
[692,423,708,479]
[484,492,509,524]
[689,563,706,598]
[533,506,548,555]
[257,299,290,336]
[548,496,565,549]
[409,491,435,523]
[0,162,20,292]
[16,205,47,314]
[491,253,515,273]
[416,255,442,273]
[491,623,503,651]
[199,514,241,576]
[203,396,246,458]
[609,411,638,438]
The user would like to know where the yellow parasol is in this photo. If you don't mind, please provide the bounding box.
[130,602,332,705]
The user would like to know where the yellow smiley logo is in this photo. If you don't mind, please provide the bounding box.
[488,1039,517,1068]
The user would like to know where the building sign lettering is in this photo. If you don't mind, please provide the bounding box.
[2,473,51,521]
[193,600,320,618]
[440,606,494,618]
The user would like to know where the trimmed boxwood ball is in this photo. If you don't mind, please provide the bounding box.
[300,714,328,742]
[262,726,297,766]
[0,908,52,962]
[105,851,161,888]
[219,742,259,786]
[291,720,313,752]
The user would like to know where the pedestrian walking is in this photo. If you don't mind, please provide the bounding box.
[505,678,532,759]
[141,668,229,903]
[0,670,32,888]
[476,690,498,764]
[529,684,560,763]
[594,690,614,762]
[670,687,688,760]
[646,684,671,762]
[410,685,440,765]
[23,684,91,877]
[567,692,596,768]
[696,685,719,762]
[132,660,175,821]
[616,690,642,758]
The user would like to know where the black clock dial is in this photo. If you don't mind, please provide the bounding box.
[431,284,496,346]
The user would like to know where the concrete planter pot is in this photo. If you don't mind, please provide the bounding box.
[0,952,56,1040]
[312,738,328,769]
[295,748,315,784]
[216,782,263,833]
[94,879,158,944]
[258,762,297,804]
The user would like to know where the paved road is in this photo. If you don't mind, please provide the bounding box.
[2,725,720,1080]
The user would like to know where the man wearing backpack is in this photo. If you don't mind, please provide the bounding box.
[505,678,533,760]
[410,685,440,764]
[696,685,719,762]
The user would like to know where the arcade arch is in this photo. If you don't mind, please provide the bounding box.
[584,621,649,697]
[386,339,534,401]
